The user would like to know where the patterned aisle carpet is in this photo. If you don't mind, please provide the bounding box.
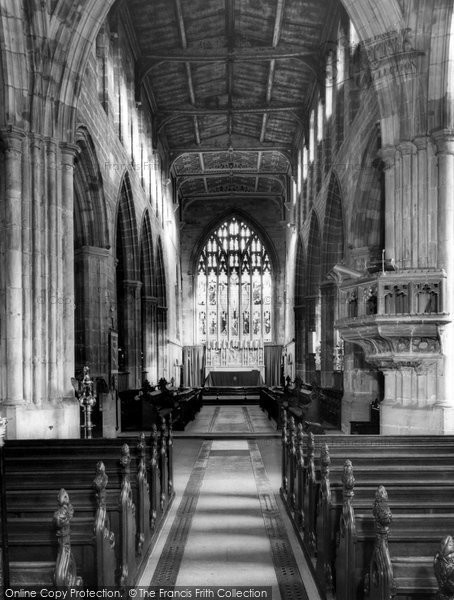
[148,439,310,600]
[181,405,279,437]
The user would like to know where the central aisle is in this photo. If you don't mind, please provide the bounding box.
[182,405,279,435]
[139,406,320,600]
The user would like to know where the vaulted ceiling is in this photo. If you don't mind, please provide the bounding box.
[127,0,337,208]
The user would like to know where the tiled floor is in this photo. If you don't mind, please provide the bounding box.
[138,405,322,599]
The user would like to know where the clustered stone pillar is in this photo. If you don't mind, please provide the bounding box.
[2,128,25,407]
[60,143,79,399]
[31,134,43,406]
[122,280,142,389]
[142,296,158,382]
[320,281,336,388]
[433,129,454,432]
[0,130,80,438]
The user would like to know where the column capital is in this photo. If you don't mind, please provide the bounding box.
[396,140,417,156]
[44,136,59,154]
[74,245,110,258]
[29,132,44,149]
[412,135,430,151]
[0,126,26,153]
[60,142,80,164]
[122,279,143,290]
[431,129,454,155]
[377,145,396,169]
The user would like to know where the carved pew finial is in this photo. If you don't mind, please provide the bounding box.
[434,535,454,600]
[93,462,116,586]
[281,408,288,494]
[120,443,131,476]
[303,431,316,552]
[335,460,357,599]
[119,443,136,587]
[94,461,108,508]
[137,432,151,555]
[342,459,355,498]
[296,422,305,530]
[53,489,82,586]
[321,443,331,478]
[373,485,392,533]
[366,486,395,600]
[150,424,160,531]
[316,443,333,593]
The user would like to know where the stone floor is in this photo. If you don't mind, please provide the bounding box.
[138,405,322,600]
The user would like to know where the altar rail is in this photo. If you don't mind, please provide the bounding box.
[280,415,454,599]
[1,426,174,588]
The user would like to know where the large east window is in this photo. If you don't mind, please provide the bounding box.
[196,217,272,346]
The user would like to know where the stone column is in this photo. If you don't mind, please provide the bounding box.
[21,136,32,405]
[122,280,142,388]
[1,128,25,406]
[45,138,58,400]
[379,146,396,265]
[60,143,78,398]
[30,135,44,406]
[157,306,168,379]
[413,136,432,268]
[432,129,454,431]
[142,296,157,382]
[396,142,417,268]
[320,281,336,388]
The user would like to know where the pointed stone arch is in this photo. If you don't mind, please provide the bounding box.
[73,127,111,376]
[303,211,322,383]
[116,172,139,281]
[294,236,307,378]
[140,211,154,297]
[307,211,322,296]
[155,237,168,379]
[140,211,156,381]
[350,127,385,265]
[74,126,109,249]
[322,173,345,276]
[115,172,141,388]
[321,173,345,387]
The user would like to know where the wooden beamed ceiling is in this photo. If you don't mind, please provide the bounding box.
[127,0,336,205]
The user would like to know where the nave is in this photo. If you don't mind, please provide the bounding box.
[137,405,320,600]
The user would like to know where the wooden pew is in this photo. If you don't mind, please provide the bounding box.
[3,424,174,586]
[9,488,83,587]
[325,461,454,600]
[362,484,453,600]
[279,417,454,600]
[433,535,454,600]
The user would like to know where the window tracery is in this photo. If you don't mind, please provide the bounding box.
[197,217,272,345]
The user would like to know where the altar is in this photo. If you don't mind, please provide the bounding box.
[204,369,264,387]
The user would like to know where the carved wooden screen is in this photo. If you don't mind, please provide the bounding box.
[197,217,272,346]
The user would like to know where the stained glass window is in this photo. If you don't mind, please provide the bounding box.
[197,217,272,344]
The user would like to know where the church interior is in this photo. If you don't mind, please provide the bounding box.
[1,0,454,597]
